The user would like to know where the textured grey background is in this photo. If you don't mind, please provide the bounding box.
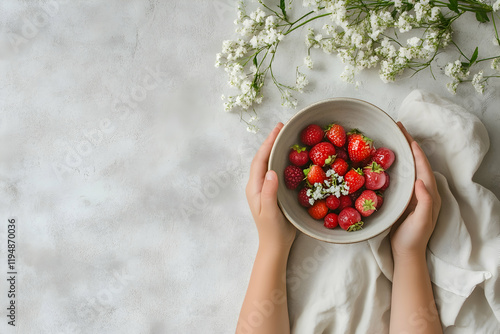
[0,1,499,333]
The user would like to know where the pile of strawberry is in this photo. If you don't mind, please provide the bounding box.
[284,123,395,232]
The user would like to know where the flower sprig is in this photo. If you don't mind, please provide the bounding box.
[216,0,500,129]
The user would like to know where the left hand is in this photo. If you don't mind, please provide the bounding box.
[245,122,296,252]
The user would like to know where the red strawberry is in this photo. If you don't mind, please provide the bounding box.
[338,207,364,231]
[375,192,384,210]
[309,142,336,167]
[324,213,339,229]
[301,124,324,146]
[346,128,362,145]
[355,190,378,217]
[325,195,340,210]
[335,147,348,160]
[363,162,387,190]
[344,168,365,194]
[348,133,374,163]
[308,200,328,220]
[379,172,390,191]
[289,145,309,167]
[338,195,353,211]
[284,165,303,190]
[372,147,395,170]
[330,158,348,176]
[325,123,346,147]
[305,165,327,185]
[298,188,312,208]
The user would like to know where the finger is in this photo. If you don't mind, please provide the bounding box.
[260,170,279,214]
[411,141,436,190]
[413,179,433,220]
[397,121,415,145]
[247,123,284,198]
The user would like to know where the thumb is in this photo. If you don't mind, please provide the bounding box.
[260,170,279,213]
[413,179,433,220]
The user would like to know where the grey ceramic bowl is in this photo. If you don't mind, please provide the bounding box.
[269,98,415,243]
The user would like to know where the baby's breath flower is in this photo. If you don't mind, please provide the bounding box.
[444,60,470,81]
[492,57,500,71]
[218,0,500,124]
[472,71,485,93]
[304,55,314,69]
[295,70,309,92]
[397,12,414,33]
[446,81,459,94]
[493,0,500,11]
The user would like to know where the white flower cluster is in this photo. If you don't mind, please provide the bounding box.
[444,60,470,94]
[215,5,283,118]
[305,169,350,205]
[303,1,450,85]
[472,71,485,94]
[494,0,500,11]
[492,57,500,71]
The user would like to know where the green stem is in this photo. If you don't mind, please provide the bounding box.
[284,13,331,35]
[475,55,500,63]
[451,40,469,61]
[492,12,500,45]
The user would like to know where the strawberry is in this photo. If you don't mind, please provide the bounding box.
[308,200,328,220]
[348,133,374,163]
[375,192,384,210]
[346,128,362,145]
[338,207,363,231]
[325,123,346,147]
[301,124,324,147]
[304,165,327,185]
[325,195,340,210]
[324,213,339,229]
[379,172,390,191]
[372,147,395,170]
[363,162,387,190]
[284,165,303,190]
[289,145,309,167]
[330,158,348,176]
[335,147,348,160]
[298,188,312,208]
[309,142,336,167]
[338,195,353,211]
[355,190,378,217]
[344,168,365,194]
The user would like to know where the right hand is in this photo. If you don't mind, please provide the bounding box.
[390,122,442,260]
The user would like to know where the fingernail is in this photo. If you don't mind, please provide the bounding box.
[266,170,275,180]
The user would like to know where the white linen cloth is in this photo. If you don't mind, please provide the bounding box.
[287,90,500,333]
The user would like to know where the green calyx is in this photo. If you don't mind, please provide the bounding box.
[303,165,311,177]
[347,128,361,136]
[363,135,374,146]
[366,161,384,173]
[324,123,337,132]
[362,199,376,212]
[291,144,307,153]
[324,154,336,166]
[347,221,364,232]
[354,167,364,176]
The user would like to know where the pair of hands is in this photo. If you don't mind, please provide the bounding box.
[245,122,441,257]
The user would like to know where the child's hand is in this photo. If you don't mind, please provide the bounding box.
[246,123,296,253]
[390,122,442,260]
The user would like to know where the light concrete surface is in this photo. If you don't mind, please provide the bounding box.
[0,1,498,333]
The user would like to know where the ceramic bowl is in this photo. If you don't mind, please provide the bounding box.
[268,98,415,243]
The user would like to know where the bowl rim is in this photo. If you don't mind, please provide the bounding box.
[268,97,416,244]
